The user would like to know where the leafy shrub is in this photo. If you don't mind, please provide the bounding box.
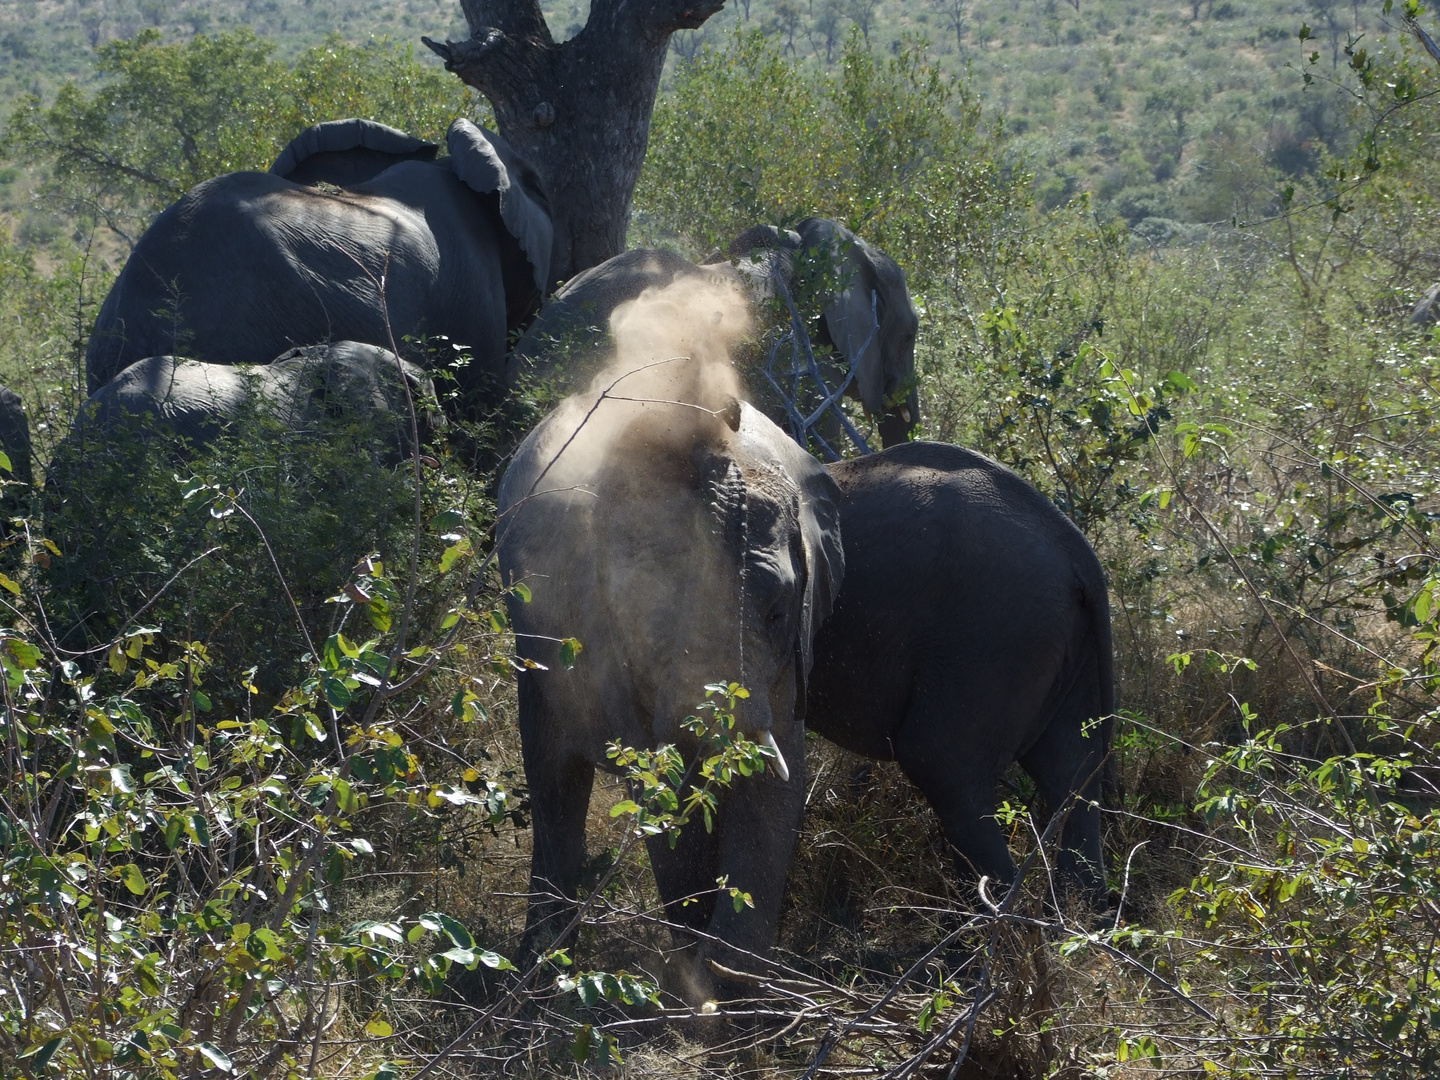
[40,399,431,697]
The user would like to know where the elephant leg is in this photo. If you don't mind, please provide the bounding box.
[1018,680,1109,905]
[894,699,1019,896]
[519,739,596,964]
[900,750,1018,894]
[703,720,808,977]
[645,803,722,934]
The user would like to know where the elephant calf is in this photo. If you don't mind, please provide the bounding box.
[69,340,440,464]
[807,441,1115,903]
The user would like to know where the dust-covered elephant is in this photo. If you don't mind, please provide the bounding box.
[496,316,844,992]
[506,218,919,446]
[85,118,552,410]
[807,442,1115,902]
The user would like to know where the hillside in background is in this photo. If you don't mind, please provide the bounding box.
[0,0,1410,252]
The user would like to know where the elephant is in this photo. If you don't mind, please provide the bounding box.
[1412,282,1440,328]
[506,218,919,447]
[0,384,33,491]
[45,341,440,669]
[0,384,33,545]
[806,441,1115,903]
[496,368,844,993]
[70,341,440,463]
[85,118,553,409]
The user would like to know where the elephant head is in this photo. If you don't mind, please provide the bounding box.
[504,248,728,393]
[511,220,919,450]
[271,116,554,338]
[1412,281,1440,328]
[731,218,920,447]
[497,343,844,986]
[445,119,553,328]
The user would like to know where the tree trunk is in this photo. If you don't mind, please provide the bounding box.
[425,0,727,286]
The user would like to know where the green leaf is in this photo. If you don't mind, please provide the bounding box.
[323,677,353,709]
[421,910,475,949]
[559,637,583,667]
[352,919,401,942]
[21,1037,63,1068]
[572,1024,592,1064]
[431,509,466,533]
[0,450,12,475]
[366,596,393,632]
[1164,370,1197,393]
[5,637,42,669]
[478,949,517,971]
[439,536,473,573]
[0,572,19,596]
[196,1041,234,1072]
[364,1018,394,1037]
[119,862,147,895]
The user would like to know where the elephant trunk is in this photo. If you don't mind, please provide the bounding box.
[878,385,920,448]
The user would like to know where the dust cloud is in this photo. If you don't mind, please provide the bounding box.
[519,273,754,492]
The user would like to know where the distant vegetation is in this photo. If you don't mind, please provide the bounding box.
[4,3,1440,1078]
[0,1,1410,244]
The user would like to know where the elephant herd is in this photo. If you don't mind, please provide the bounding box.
[0,115,1116,998]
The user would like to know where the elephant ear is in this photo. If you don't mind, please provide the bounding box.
[447,119,554,300]
[735,404,844,679]
[270,119,439,188]
[798,218,919,426]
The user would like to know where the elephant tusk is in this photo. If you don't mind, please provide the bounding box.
[755,730,790,782]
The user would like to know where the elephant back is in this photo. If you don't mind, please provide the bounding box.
[505,249,738,394]
[78,355,252,447]
[270,118,439,188]
[269,341,443,455]
[72,343,438,465]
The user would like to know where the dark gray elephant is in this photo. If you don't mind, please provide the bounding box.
[497,386,844,991]
[86,118,552,407]
[70,341,439,463]
[506,218,919,446]
[0,385,33,543]
[1412,282,1440,328]
[807,442,1115,902]
[0,385,33,491]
